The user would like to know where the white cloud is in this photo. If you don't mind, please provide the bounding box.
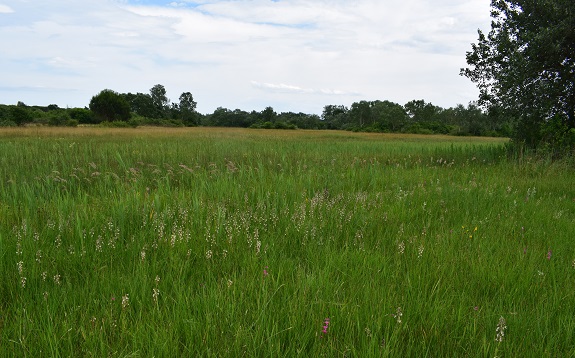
[0,0,492,113]
[251,81,359,96]
[0,4,13,13]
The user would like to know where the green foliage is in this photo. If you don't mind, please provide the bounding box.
[47,110,72,126]
[89,89,131,123]
[122,92,156,118]
[178,92,198,125]
[404,99,442,123]
[0,119,17,127]
[68,108,95,124]
[9,105,33,126]
[66,119,79,127]
[261,106,277,123]
[462,0,575,151]
[150,84,169,118]
[322,104,350,129]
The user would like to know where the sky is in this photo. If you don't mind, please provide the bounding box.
[0,0,492,115]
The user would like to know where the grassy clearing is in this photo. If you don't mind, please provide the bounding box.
[0,127,573,356]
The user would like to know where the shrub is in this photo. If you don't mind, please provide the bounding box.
[0,120,17,127]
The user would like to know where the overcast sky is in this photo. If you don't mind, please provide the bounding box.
[0,0,491,114]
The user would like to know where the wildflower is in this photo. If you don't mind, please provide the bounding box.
[397,241,405,255]
[495,316,507,342]
[95,236,103,253]
[155,275,161,286]
[205,250,213,260]
[256,240,262,255]
[392,307,403,324]
[474,306,479,311]
[152,288,160,303]
[53,274,61,285]
[263,266,269,277]
[140,249,146,262]
[417,244,424,259]
[227,279,233,288]
[20,277,27,288]
[321,318,330,337]
[122,294,130,309]
[547,249,552,260]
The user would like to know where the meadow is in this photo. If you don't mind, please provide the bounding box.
[0,127,574,356]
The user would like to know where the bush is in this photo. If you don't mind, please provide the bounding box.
[66,119,79,127]
[128,118,141,128]
[48,111,72,126]
[0,120,17,127]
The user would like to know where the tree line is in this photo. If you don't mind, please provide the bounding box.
[1,1,573,151]
[0,84,513,137]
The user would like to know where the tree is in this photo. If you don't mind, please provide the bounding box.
[68,107,96,124]
[150,84,169,118]
[178,92,197,125]
[461,0,575,149]
[9,105,33,126]
[89,89,131,123]
[371,100,408,132]
[123,92,155,118]
[349,101,373,128]
[261,106,277,123]
[322,105,349,129]
[404,100,441,123]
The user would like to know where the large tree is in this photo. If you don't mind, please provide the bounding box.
[123,92,155,118]
[178,92,197,125]
[89,89,131,123]
[150,84,169,118]
[461,0,575,149]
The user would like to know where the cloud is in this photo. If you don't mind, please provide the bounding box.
[0,0,492,113]
[251,81,359,96]
[0,4,13,13]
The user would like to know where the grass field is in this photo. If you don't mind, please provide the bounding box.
[1,127,574,356]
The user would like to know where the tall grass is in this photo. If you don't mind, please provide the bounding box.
[0,127,573,356]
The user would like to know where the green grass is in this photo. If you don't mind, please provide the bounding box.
[1,127,574,356]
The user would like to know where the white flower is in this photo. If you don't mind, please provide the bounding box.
[397,241,405,255]
[122,294,130,309]
[152,288,160,303]
[393,307,403,324]
[495,316,507,342]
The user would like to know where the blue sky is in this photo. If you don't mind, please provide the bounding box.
[0,0,491,114]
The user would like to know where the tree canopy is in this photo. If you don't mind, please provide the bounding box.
[461,0,575,150]
[89,89,131,123]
